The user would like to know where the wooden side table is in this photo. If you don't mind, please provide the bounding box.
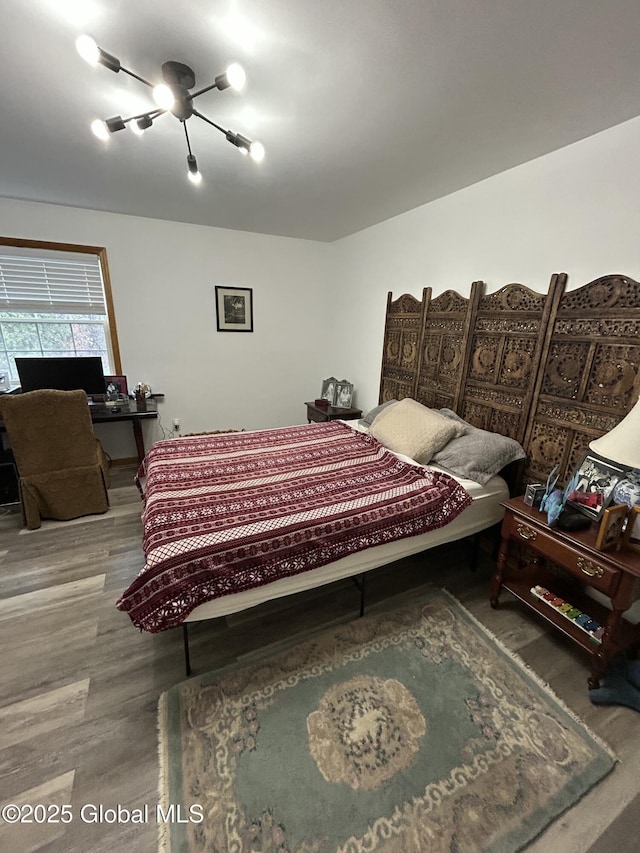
[490,496,640,688]
[305,402,362,423]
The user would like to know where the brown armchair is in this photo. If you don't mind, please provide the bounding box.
[0,389,111,529]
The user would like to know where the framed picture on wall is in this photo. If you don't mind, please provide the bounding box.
[104,375,128,400]
[215,286,254,332]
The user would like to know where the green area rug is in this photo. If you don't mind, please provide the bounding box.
[158,591,616,852]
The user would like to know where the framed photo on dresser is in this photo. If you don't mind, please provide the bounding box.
[321,377,338,403]
[623,506,640,553]
[104,375,128,401]
[566,454,625,522]
[333,381,354,408]
[595,504,627,552]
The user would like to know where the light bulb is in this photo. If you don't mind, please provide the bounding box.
[153,84,174,110]
[76,34,99,65]
[226,63,246,91]
[249,140,265,162]
[187,154,202,184]
[90,119,109,141]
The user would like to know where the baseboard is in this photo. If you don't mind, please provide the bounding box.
[111,457,139,468]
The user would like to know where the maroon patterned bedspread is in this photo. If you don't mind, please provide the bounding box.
[116,421,471,631]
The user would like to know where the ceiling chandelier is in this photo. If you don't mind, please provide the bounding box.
[76,35,264,185]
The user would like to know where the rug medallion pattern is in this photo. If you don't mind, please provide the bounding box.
[307,674,426,791]
[159,591,616,853]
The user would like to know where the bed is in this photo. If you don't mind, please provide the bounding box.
[118,273,640,672]
[116,416,512,671]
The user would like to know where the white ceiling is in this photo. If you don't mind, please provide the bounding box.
[3,0,640,242]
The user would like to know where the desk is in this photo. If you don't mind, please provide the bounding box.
[90,399,158,464]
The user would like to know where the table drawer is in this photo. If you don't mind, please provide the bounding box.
[307,408,328,423]
[504,514,621,596]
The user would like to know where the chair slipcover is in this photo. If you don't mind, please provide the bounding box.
[0,389,110,529]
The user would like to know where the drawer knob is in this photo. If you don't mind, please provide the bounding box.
[517,522,537,541]
[577,557,604,578]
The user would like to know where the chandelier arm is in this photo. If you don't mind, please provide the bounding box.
[124,108,166,123]
[119,66,154,88]
[183,121,194,157]
[188,82,218,100]
[192,108,227,136]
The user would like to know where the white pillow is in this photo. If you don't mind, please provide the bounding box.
[369,398,465,463]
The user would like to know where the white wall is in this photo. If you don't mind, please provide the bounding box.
[0,199,337,459]
[332,115,640,414]
[2,115,640,459]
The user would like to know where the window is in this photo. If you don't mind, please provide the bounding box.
[0,238,122,389]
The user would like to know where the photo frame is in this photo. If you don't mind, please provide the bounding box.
[595,504,627,552]
[321,377,338,404]
[566,453,625,521]
[333,380,354,408]
[215,286,253,332]
[104,375,128,401]
[623,506,640,553]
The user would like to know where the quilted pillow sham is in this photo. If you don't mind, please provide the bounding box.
[369,398,465,463]
[432,408,526,485]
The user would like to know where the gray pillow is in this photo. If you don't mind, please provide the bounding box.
[432,408,526,485]
[361,399,398,426]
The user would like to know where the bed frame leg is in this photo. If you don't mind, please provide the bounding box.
[352,573,365,617]
[183,623,192,677]
[469,533,480,572]
[350,574,367,617]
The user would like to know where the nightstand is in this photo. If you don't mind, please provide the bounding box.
[490,496,640,688]
[305,402,362,423]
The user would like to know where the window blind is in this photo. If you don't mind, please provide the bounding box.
[0,247,106,315]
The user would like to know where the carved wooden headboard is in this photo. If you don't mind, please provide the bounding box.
[379,274,640,490]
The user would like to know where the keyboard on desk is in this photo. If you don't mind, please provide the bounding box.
[89,401,130,415]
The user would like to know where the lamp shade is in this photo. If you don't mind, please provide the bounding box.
[589,397,640,469]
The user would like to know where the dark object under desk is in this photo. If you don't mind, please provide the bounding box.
[89,399,159,464]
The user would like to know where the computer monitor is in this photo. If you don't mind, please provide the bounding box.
[15,356,106,396]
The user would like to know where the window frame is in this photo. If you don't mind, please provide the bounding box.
[0,236,122,376]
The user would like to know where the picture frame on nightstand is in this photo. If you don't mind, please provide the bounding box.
[595,504,627,552]
[566,453,625,522]
[333,380,354,408]
[321,377,338,403]
[623,506,640,553]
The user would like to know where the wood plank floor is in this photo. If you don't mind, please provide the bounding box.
[2,466,640,852]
